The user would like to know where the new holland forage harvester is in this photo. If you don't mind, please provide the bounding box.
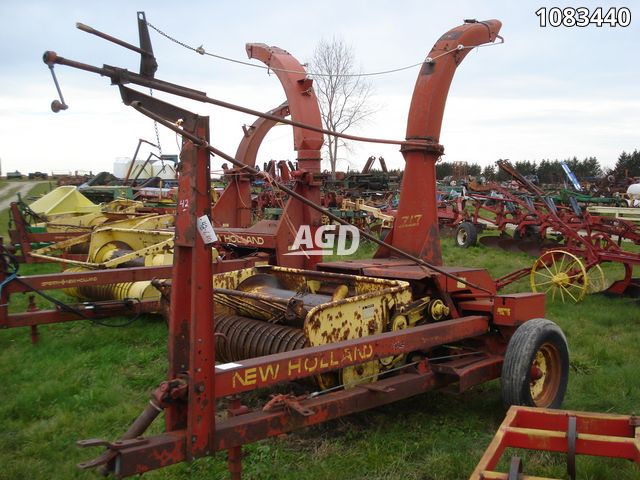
[42,14,574,478]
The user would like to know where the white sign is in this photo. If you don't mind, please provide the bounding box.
[196,215,218,244]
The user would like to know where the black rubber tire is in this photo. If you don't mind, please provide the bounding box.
[454,222,478,248]
[513,225,540,242]
[501,318,569,409]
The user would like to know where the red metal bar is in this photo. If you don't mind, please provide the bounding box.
[214,315,490,397]
[9,202,36,263]
[8,265,172,294]
[186,119,215,458]
[1,299,159,328]
[0,259,255,333]
[166,117,215,459]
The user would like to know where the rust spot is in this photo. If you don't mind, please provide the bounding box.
[309,316,321,332]
[367,319,376,334]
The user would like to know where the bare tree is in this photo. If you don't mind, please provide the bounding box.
[310,37,375,176]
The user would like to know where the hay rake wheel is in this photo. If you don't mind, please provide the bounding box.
[586,263,607,293]
[530,250,588,303]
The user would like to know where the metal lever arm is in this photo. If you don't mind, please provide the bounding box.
[47,64,68,113]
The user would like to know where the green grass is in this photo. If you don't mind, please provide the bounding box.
[1,238,639,479]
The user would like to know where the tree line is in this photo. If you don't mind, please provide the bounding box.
[435,150,640,184]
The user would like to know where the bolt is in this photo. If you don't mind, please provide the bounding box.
[530,365,544,381]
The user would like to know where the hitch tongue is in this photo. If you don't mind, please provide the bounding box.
[76,401,159,470]
[76,377,187,472]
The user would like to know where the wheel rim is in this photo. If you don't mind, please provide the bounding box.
[340,361,379,389]
[456,228,468,246]
[530,250,588,303]
[529,341,562,407]
[587,264,607,293]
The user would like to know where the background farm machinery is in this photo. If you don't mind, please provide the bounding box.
[438,160,640,301]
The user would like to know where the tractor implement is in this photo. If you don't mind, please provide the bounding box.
[43,14,572,479]
[480,161,640,300]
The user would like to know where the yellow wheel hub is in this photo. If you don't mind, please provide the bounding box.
[529,342,562,407]
[530,250,588,303]
[552,271,570,286]
[529,350,548,399]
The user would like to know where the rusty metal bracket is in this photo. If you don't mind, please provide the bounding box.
[357,383,396,394]
[263,394,315,417]
[78,437,148,451]
[119,86,198,131]
[77,437,149,469]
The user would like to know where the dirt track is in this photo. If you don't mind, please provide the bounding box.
[0,181,46,211]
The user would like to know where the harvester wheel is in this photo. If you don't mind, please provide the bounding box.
[455,222,477,248]
[530,250,588,303]
[501,318,569,409]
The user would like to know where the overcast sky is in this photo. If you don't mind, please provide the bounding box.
[0,1,638,175]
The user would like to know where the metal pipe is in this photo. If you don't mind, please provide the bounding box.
[41,52,430,149]
[76,22,153,57]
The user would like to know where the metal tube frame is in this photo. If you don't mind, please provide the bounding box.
[470,406,640,480]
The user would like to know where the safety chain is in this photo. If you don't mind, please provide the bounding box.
[149,88,163,156]
[145,20,503,78]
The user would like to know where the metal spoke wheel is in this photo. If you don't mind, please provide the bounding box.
[530,250,588,303]
[501,318,569,409]
[587,264,607,293]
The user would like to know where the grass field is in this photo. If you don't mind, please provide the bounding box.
[1,236,639,479]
